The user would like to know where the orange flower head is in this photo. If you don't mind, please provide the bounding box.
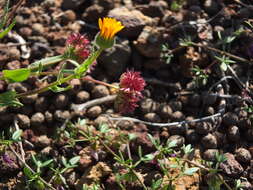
[98,17,124,40]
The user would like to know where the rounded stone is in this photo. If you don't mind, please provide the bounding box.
[235,148,252,163]
[201,133,217,149]
[87,106,102,118]
[91,85,110,98]
[31,112,45,127]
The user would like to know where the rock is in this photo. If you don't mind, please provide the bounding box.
[76,91,90,103]
[116,120,134,130]
[6,60,21,70]
[158,104,173,120]
[139,98,159,113]
[108,7,155,38]
[94,115,109,127]
[201,133,217,149]
[98,39,131,78]
[143,112,161,123]
[21,94,38,104]
[136,0,168,18]
[32,23,45,35]
[35,97,49,112]
[69,79,82,92]
[76,162,112,188]
[31,112,45,127]
[91,85,110,98]
[134,26,165,58]
[7,47,21,61]
[195,122,213,135]
[235,148,252,164]
[223,112,238,126]
[19,27,33,38]
[7,82,29,93]
[87,106,102,119]
[35,135,51,148]
[167,135,185,148]
[246,128,253,142]
[55,94,69,109]
[188,94,201,107]
[82,4,105,22]
[169,100,182,111]
[60,10,76,24]
[204,0,220,15]
[220,153,243,178]
[171,111,185,122]
[185,129,200,144]
[227,126,240,142]
[169,124,187,135]
[16,114,30,129]
[45,111,53,123]
[61,0,85,10]
[130,132,156,154]
[78,147,93,170]
[203,149,219,161]
[54,110,71,122]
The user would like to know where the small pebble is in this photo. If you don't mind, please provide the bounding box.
[201,133,217,149]
[87,106,102,118]
[31,112,45,127]
[235,148,252,163]
[91,85,110,98]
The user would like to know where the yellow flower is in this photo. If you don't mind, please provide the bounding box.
[98,17,124,40]
[95,17,124,49]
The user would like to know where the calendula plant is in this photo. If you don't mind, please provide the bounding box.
[0,17,145,113]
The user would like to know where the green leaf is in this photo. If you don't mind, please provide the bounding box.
[3,68,31,82]
[41,159,53,167]
[167,140,177,148]
[12,129,22,141]
[23,167,33,178]
[0,20,15,39]
[69,156,80,166]
[151,179,163,190]
[128,133,137,141]
[142,153,155,162]
[61,156,67,167]
[0,91,22,107]
[49,85,71,93]
[183,167,199,175]
[99,123,110,133]
[29,55,64,72]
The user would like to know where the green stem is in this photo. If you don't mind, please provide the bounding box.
[29,55,65,72]
[16,48,103,98]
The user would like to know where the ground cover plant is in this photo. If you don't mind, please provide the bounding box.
[1,0,253,189]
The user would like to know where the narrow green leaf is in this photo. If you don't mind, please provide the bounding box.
[23,167,33,178]
[12,129,22,141]
[29,55,64,71]
[41,159,53,167]
[49,85,71,93]
[183,167,199,175]
[0,91,22,107]
[151,179,163,190]
[0,20,15,39]
[69,156,80,166]
[3,68,31,82]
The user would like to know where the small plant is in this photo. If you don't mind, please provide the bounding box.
[160,44,174,64]
[50,156,80,188]
[170,0,185,11]
[215,55,236,72]
[191,65,209,87]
